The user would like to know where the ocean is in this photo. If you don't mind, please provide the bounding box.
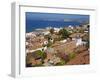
[26,20,81,32]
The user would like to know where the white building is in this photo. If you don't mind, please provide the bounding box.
[54,27,62,33]
[76,38,82,47]
[68,25,74,29]
[76,38,87,47]
[42,31,50,35]
[26,32,36,38]
[42,46,47,51]
[60,39,67,43]
[46,26,52,30]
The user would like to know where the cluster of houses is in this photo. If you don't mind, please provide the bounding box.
[26,24,89,67]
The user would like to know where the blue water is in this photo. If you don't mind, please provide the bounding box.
[26,20,81,32]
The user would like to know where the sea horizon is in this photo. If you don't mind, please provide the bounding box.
[26,12,89,32]
[26,20,87,32]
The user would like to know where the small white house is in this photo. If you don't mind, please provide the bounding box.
[84,30,88,33]
[26,32,36,38]
[46,27,52,30]
[68,25,74,29]
[60,39,67,43]
[76,38,82,47]
[42,46,47,51]
[76,38,87,47]
[54,27,62,33]
[42,31,50,35]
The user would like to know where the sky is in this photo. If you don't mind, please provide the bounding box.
[26,12,89,32]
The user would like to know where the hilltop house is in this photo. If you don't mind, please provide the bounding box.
[76,36,87,47]
[76,37,83,47]
[69,33,87,47]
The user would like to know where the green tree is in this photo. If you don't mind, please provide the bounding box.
[50,28,54,34]
[59,28,70,39]
[35,50,47,60]
[68,52,76,60]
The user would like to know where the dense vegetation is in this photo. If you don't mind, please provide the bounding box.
[59,28,70,39]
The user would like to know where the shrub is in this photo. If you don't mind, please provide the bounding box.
[68,52,76,60]
[60,59,66,65]
[34,50,47,60]
[50,28,54,34]
[54,36,62,42]
[59,28,70,39]
[47,42,52,47]
[56,59,66,65]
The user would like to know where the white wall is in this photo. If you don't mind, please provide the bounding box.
[0,0,100,80]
